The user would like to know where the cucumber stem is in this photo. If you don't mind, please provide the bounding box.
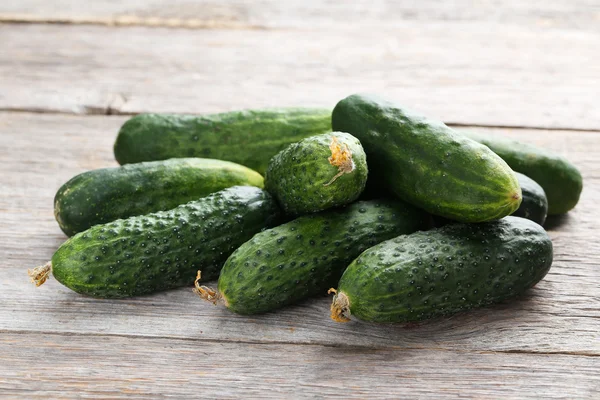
[324,136,354,186]
[328,288,351,323]
[193,270,222,305]
[323,170,346,187]
[28,261,52,286]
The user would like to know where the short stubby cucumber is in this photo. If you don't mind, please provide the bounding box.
[195,199,430,314]
[265,132,368,216]
[114,108,332,174]
[512,172,548,226]
[29,186,281,298]
[332,94,521,222]
[54,158,265,236]
[463,131,583,215]
[330,216,553,323]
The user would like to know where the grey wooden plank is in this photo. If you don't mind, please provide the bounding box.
[1,112,598,355]
[1,0,599,31]
[0,22,598,129]
[0,332,598,399]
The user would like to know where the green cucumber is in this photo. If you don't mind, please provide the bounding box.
[422,173,548,227]
[30,186,281,298]
[195,200,430,314]
[331,94,521,222]
[114,108,332,174]
[54,158,264,237]
[330,216,552,323]
[462,131,583,215]
[513,173,548,226]
[265,132,368,216]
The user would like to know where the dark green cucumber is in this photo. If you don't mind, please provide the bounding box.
[463,131,583,215]
[200,200,430,314]
[332,94,521,222]
[114,108,332,174]
[54,158,264,237]
[265,132,368,216]
[34,187,281,298]
[512,172,548,226]
[330,216,552,323]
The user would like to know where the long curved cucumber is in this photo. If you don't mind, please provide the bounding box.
[114,108,332,174]
[30,187,281,298]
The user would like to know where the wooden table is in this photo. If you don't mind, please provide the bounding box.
[1,2,599,398]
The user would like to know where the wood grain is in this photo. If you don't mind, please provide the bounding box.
[2,0,599,31]
[0,21,598,129]
[0,332,598,399]
[1,113,598,362]
[3,3,599,396]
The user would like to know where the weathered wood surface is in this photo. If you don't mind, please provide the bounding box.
[0,112,598,398]
[2,2,599,396]
[1,333,599,399]
[2,0,600,30]
[0,21,598,129]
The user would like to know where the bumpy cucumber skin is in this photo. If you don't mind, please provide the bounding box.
[363,173,548,227]
[217,200,431,314]
[332,94,521,222]
[51,186,281,298]
[433,174,548,226]
[265,132,368,216]
[336,216,552,323]
[512,173,548,226]
[114,108,332,174]
[462,131,583,215]
[54,158,265,237]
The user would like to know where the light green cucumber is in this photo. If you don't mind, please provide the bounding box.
[265,132,368,216]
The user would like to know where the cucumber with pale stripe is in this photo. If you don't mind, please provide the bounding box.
[332,94,521,222]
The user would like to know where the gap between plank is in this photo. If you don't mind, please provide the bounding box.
[1,109,598,133]
[0,106,134,116]
[1,328,598,357]
[0,14,268,30]
[446,122,600,133]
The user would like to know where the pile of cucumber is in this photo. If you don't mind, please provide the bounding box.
[29,93,582,324]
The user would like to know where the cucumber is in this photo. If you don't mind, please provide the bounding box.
[265,132,368,216]
[195,200,430,314]
[432,173,548,226]
[331,94,521,222]
[29,186,281,298]
[513,172,548,226]
[462,131,583,215]
[54,158,264,237]
[114,108,332,174]
[330,216,553,323]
